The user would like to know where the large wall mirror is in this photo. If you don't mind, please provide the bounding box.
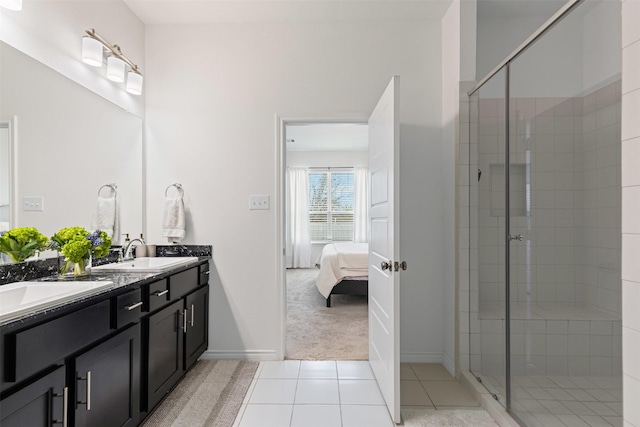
[0,41,143,263]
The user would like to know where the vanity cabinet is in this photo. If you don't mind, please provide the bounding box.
[144,265,209,411]
[73,324,140,427]
[185,285,208,370]
[146,299,184,411]
[0,259,210,427]
[0,366,66,427]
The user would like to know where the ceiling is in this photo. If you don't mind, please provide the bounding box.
[123,0,453,25]
[285,123,368,152]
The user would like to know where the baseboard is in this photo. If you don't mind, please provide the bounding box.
[200,350,279,361]
[442,353,455,377]
[399,352,443,364]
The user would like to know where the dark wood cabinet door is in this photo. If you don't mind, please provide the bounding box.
[0,366,66,427]
[74,325,141,427]
[184,285,209,370]
[146,299,184,411]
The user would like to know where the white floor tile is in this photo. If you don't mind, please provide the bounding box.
[341,405,394,427]
[290,405,341,427]
[401,363,418,380]
[531,412,566,427]
[555,414,591,427]
[238,404,293,427]
[294,379,340,404]
[337,361,375,379]
[248,379,298,404]
[339,379,386,405]
[585,388,619,402]
[299,361,338,379]
[579,415,613,427]
[259,360,301,379]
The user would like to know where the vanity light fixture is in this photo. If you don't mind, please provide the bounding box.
[0,0,22,11]
[81,29,143,95]
[106,56,125,82]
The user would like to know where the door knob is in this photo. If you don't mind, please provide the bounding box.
[381,261,392,271]
[394,261,408,272]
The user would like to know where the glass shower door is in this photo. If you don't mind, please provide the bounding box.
[470,68,508,405]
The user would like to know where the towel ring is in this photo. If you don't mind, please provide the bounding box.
[165,183,184,197]
[98,183,117,197]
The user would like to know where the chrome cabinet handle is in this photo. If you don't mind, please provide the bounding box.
[183,309,188,333]
[125,301,143,311]
[53,386,68,427]
[153,290,169,297]
[190,304,195,327]
[205,271,210,275]
[509,234,524,241]
[77,371,91,411]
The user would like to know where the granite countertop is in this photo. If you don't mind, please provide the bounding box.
[0,245,212,330]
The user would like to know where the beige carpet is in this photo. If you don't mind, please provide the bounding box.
[285,268,368,360]
[141,360,258,427]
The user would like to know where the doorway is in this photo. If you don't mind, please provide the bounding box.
[281,121,370,360]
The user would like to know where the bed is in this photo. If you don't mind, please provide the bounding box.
[316,242,369,307]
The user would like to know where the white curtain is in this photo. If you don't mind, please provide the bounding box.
[353,167,369,243]
[286,167,311,268]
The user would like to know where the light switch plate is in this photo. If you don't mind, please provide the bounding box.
[23,196,44,212]
[249,195,270,210]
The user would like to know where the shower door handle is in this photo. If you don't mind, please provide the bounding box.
[509,234,523,241]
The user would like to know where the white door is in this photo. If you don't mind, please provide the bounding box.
[368,76,401,423]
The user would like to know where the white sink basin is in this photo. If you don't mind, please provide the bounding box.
[0,280,114,323]
[91,257,197,273]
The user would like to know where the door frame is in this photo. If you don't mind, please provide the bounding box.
[275,116,369,360]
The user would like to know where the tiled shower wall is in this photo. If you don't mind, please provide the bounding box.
[475,83,621,317]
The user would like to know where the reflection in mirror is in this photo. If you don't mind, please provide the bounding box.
[0,122,10,233]
[0,42,143,264]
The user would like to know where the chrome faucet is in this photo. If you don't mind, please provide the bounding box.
[123,238,145,260]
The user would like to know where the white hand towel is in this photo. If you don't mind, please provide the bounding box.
[162,196,186,243]
[91,196,118,241]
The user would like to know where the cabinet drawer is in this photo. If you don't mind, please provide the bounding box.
[169,268,198,300]
[147,279,169,312]
[5,300,111,383]
[113,289,143,329]
[199,262,210,285]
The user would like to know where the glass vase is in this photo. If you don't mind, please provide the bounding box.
[59,256,91,278]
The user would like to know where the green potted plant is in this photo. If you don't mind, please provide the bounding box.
[0,227,49,263]
[50,227,112,277]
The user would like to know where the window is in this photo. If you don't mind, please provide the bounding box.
[308,170,354,242]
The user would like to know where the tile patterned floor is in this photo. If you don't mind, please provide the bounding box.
[478,374,623,427]
[233,361,486,427]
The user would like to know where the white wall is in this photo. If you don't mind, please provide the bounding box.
[0,0,145,117]
[441,0,461,376]
[621,0,640,423]
[145,20,445,361]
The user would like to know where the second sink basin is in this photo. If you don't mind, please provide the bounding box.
[92,257,198,273]
[0,280,115,323]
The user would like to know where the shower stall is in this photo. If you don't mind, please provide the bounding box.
[466,1,622,425]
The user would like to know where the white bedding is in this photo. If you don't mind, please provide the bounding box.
[316,242,369,298]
